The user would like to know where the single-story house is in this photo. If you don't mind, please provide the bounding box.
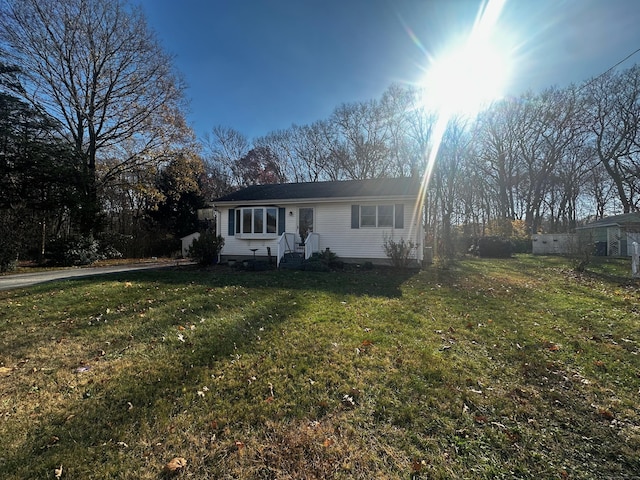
[575,212,640,256]
[211,177,425,267]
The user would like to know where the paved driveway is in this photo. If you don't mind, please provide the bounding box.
[0,262,187,291]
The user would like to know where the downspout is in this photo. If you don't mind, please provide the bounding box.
[214,206,221,263]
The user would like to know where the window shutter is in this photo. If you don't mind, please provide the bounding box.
[394,204,404,229]
[227,209,235,236]
[351,205,360,229]
[278,208,286,235]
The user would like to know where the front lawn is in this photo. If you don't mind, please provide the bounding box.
[1,256,638,479]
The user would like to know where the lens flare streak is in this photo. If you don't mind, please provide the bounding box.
[410,0,509,243]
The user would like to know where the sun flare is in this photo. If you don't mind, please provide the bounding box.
[410,0,512,241]
[423,0,511,118]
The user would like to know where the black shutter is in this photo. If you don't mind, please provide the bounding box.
[278,208,286,235]
[394,204,404,229]
[228,208,235,236]
[351,205,359,229]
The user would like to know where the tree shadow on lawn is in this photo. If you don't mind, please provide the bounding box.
[1,265,416,361]
[98,264,418,299]
[3,292,304,479]
[5,264,418,300]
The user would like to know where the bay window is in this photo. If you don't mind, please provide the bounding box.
[234,207,279,236]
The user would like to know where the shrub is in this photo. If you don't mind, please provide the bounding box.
[511,237,532,254]
[0,237,19,272]
[383,236,416,268]
[476,236,514,258]
[47,234,122,266]
[301,249,341,272]
[567,231,593,272]
[301,260,330,272]
[188,231,225,266]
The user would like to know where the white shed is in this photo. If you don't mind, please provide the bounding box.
[180,232,200,258]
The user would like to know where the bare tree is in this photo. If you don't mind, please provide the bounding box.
[513,87,585,234]
[202,125,250,187]
[254,129,296,182]
[0,0,187,232]
[379,84,416,177]
[431,116,472,258]
[585,163,617,218]
[329,100,390,179]
[585,66,640,213]
[289,122,334,182]
[474,99,521,233]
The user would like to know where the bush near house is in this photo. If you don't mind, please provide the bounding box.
[383,236,416,268]
[188,231,225,265]
[301,249,343,271]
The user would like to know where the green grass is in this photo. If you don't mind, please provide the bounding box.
[1,255,639,479]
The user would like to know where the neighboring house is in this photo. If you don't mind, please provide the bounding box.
[575,213,640,256]
[211,177,424,266]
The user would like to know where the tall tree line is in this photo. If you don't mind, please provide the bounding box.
[204,65,640,256]
[2,0,639,264]
[0,0,207,265]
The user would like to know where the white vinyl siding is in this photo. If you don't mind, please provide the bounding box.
[315,202,419,261]
[219,200,422,263]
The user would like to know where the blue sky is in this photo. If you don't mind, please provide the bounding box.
[138,0,640,141]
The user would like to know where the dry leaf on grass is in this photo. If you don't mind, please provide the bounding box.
[54,465,63,479]
[598,408,615,420]
[163,457,187,474]
[0,366,12,376]
[412,459,426,472]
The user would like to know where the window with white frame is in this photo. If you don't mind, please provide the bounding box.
[351,203,404,229]
[359,204,397,228]
[235,207,278,236]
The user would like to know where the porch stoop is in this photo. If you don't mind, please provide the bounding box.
[279,252,304,270]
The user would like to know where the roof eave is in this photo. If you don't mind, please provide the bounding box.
[212,194,419,207]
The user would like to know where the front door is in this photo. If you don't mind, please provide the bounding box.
[298,207,314,242]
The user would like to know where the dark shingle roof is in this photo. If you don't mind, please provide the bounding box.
[212,177,422,203]
[577,212,640,229]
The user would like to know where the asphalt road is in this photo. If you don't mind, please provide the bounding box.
[0,262,187,291]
